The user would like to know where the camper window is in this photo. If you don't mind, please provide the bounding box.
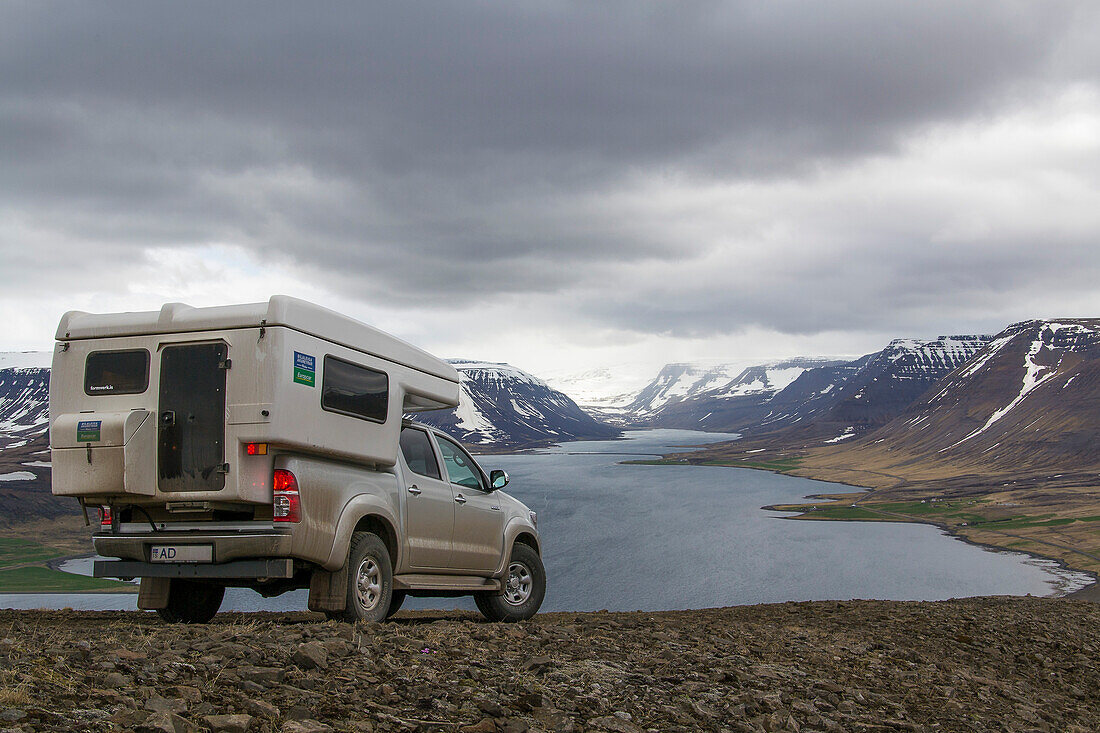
[84,349,150,395]
[321,355,389,423]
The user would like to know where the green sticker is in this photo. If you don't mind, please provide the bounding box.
[77,420,101,442]
[292,351,316,387]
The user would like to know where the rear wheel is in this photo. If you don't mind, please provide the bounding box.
[475,543,545,622]
[338,532,393,623]
[156,579,225,623]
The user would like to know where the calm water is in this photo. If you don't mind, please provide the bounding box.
[3,430,1091,612]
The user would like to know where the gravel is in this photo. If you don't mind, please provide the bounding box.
[0,597,1096,732]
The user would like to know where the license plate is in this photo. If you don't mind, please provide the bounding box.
[149,545,212,563]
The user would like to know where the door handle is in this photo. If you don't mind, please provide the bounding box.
[454,494,467,504]
[407,485,422,495]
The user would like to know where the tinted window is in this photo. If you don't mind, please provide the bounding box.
[321,356,388,423]
[436,435,484,490]
[399,427,442,480]
[84,350,150,395]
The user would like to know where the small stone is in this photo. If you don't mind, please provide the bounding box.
[500,721,529,733]
[520,656,552,672]
[282,721,333,733]
[138,712,194,733]
[242,698,280,718]
[292,641,329,670]
[516,692,544,711]
[145,696,187,714]
[137,713,177,733]
[588,716,644,733]
[166,686,202,703]
[0,710,26,722]
[238,666,285,685]
[204,714,254,733]
[460,720,500,733]
[104,672,131,688]
[478,700,505,717]
[287,706,315,721]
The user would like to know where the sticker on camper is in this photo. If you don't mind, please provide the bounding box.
[77,420,102,442]
[293,351,316,387]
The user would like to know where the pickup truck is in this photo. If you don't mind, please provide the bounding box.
[50,296,545,622]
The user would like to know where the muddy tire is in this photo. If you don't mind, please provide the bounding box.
[475,543,545,622]
[338,532,393,623]
[156,579,225,623]
[386,590,407,619]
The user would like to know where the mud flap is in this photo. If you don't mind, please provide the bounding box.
[137,577,170,610]
[308,564,349,612]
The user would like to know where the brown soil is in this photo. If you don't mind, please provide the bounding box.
[0,598,1096,732]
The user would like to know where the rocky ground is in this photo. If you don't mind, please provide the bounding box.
[0,597,1097,732]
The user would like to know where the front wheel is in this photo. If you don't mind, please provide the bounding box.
[156,579,224,623]
[475,543,545,622]
[338,532,394,623]
[386,590,407,619]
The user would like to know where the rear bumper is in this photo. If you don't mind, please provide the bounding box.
[94,558,294,579]
[93,528,294,568]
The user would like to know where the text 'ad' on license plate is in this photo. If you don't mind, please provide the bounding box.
[150,545,213,563]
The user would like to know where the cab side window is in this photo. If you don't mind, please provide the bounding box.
[435,435,484,491]
[399,427,441,480]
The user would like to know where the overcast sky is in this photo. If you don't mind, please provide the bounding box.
[3,2,1099,386]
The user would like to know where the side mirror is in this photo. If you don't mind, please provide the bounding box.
[489,469,509,491]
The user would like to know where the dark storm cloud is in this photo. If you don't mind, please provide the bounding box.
[1,1,1097,334]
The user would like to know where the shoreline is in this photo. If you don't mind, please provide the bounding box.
[654,457,1100,601]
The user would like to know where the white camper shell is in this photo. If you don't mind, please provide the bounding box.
[47,297,544,623]
[51,296,460,503]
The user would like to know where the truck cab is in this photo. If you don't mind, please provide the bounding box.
[50,297,544,622]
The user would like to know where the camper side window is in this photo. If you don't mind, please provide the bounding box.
[321,355,389,423]
[84,349,150,395]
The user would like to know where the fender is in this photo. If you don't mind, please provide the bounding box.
[322,493,402,571]
[493,516,541,577]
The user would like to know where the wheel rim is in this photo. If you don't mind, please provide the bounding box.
[503,561,533,606]
[355,557,383,612]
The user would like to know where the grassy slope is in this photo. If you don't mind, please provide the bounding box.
[0,516,134,593]
[665,442,1100,578]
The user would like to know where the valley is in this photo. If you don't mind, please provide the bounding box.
[661,320,1100,578]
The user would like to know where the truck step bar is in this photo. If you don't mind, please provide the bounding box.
[393,574,501,592]
[94,558,294,580]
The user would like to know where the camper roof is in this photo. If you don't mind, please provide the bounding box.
[55,296,459,384]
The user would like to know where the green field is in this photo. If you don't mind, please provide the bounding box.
[0,537,68,569]
[0,566,134,592]
[791,506,885,521]
[0,537,134,593]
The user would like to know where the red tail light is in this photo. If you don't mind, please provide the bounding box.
[99,505,112,527]
[272,469,300,523]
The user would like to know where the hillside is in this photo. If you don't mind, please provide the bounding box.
[732,335,993,446]
[0,363,59,522]
[1,598,1098,732]
[622,359,843,432]
[414,360,620,449]
[583,336,992,442]
[679,319,1100,576]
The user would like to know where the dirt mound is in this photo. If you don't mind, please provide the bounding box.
[0,598,1096,732]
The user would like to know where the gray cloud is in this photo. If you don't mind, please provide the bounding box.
[1,1,1098,348]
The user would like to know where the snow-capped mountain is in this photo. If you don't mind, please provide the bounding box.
[720,335,993,445]
[591,335,994,441]
[0,358,55,522]
[866,321,1100,465]
[792,320,1100,481]
[413,360,620,448]
[607,358,847,431]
